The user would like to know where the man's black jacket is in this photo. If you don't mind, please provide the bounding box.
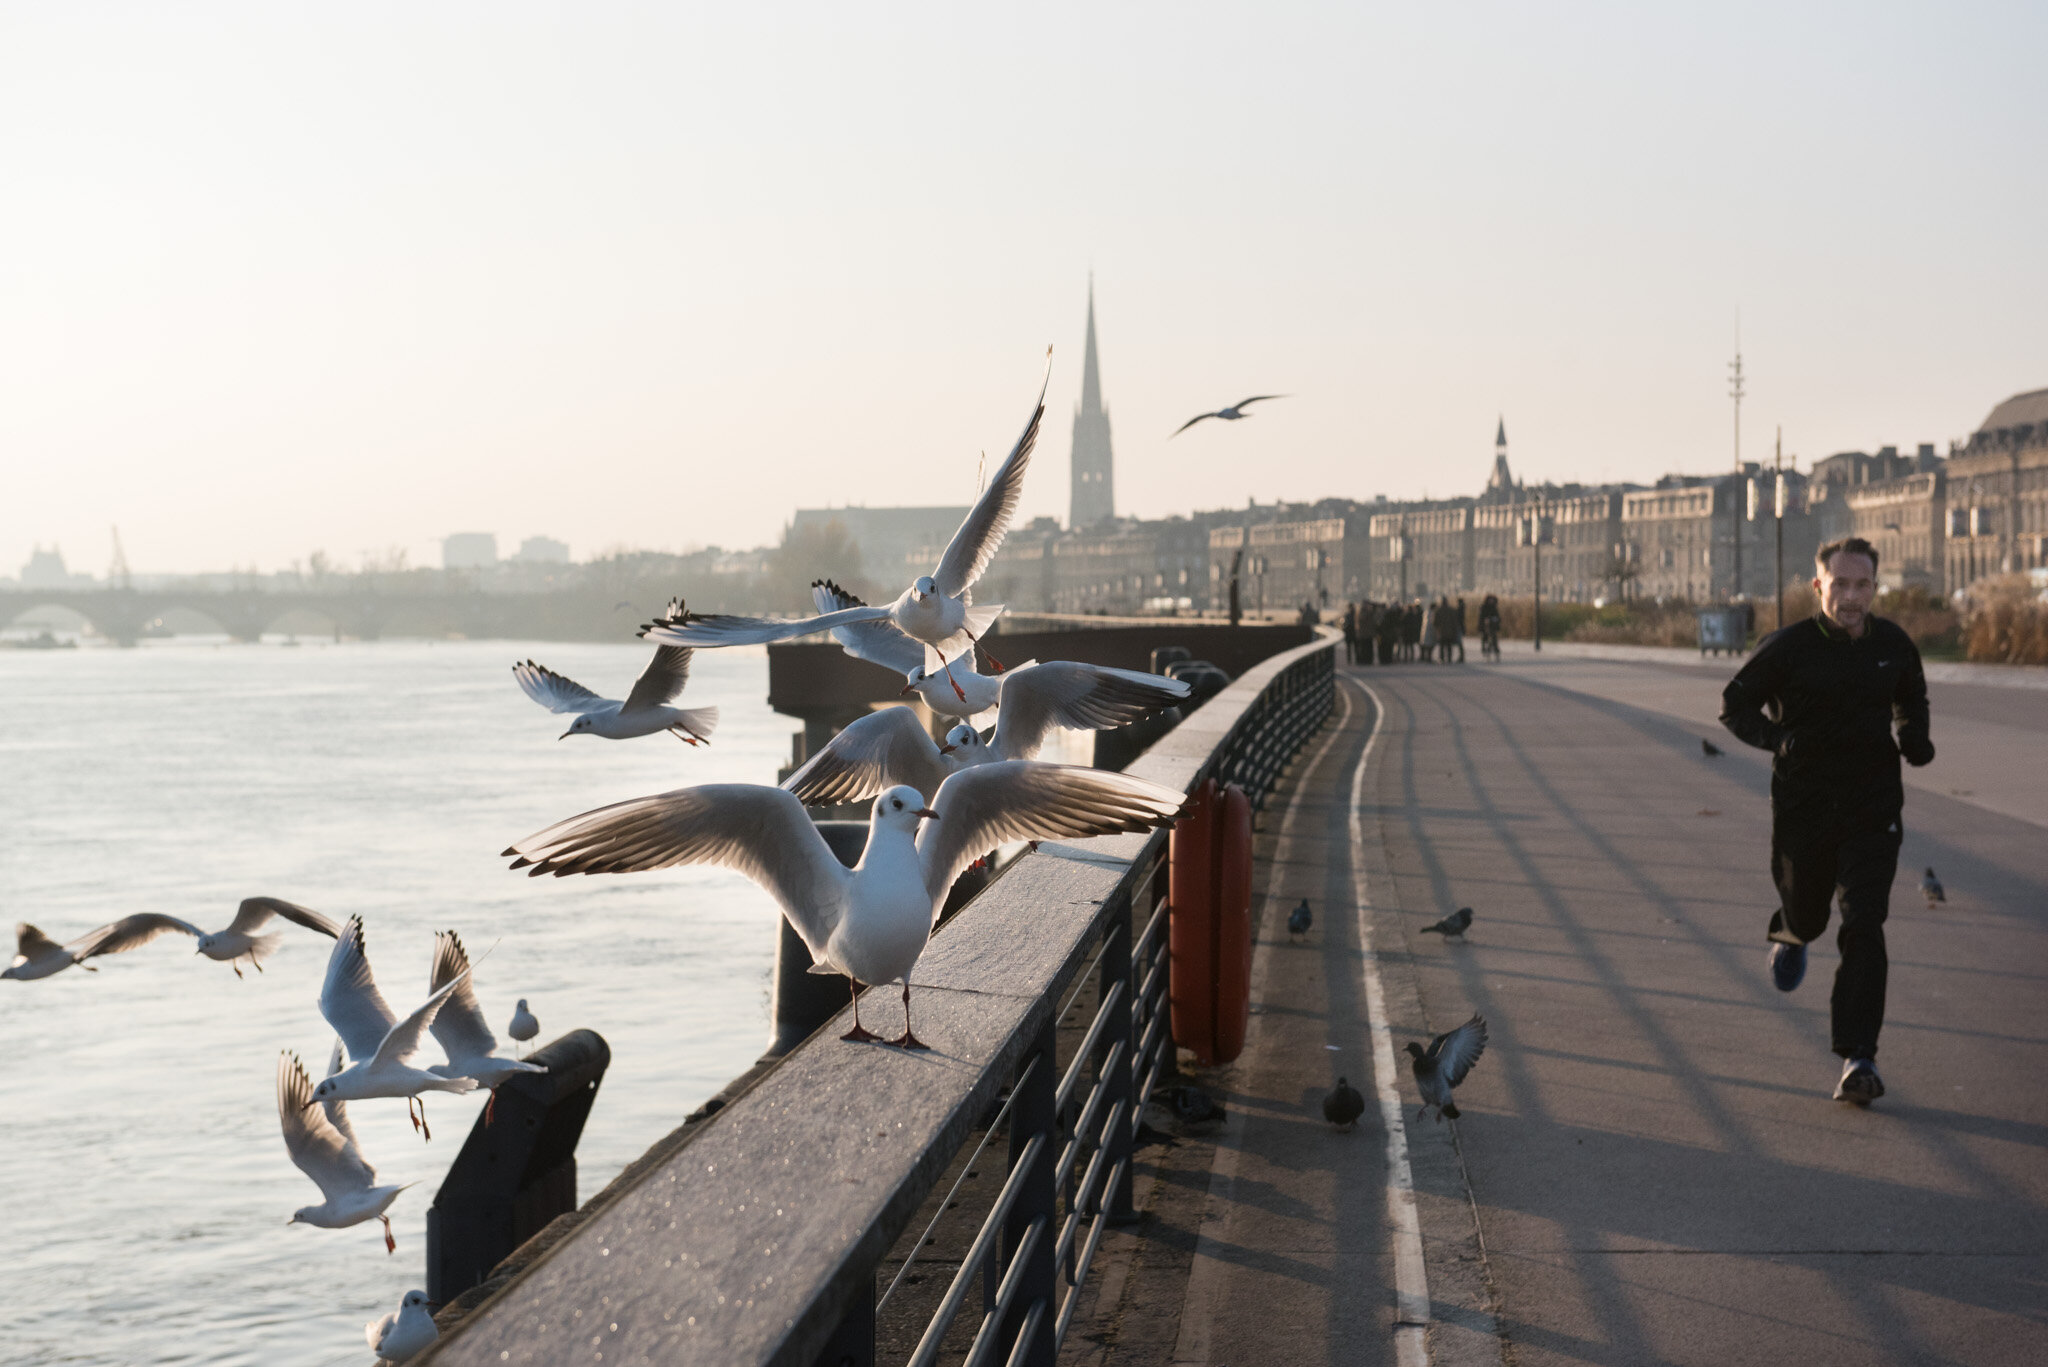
[1720,614,1933,824]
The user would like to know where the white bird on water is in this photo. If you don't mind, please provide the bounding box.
[426,930,547,1120]
[513,606,719,743]
[506,762,1185,1048]
[366,1289,438,1363]
[784,664,1190,806]
[312,917,478,1139]
[278,1044,412,1253]
[640,352,1051,700]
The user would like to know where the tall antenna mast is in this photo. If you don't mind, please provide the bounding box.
[1727,318,1745,601]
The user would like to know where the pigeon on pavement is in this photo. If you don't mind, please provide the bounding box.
[1287,899,1313,939]
[1406,1015,1488,1123]
[1156,1084,1227,1127]
[1701,738,1723,757]
[1323,1077,1365,1130]
[1921,867,1945,906]
[1421,907,1473,938]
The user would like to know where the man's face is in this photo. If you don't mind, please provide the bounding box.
[1814,551,1877,636]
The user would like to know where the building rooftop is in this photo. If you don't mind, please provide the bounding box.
[1978,387,2048,433]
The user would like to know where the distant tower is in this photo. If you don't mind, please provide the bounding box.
[1484,417,1517,500]
[1069,278,1115,528]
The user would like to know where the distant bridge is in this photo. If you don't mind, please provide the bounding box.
[0,585,652,646]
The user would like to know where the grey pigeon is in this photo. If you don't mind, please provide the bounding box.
[1921,868,1944,906]
[1323,1077,1365,1130]
[1702,738,1723,757]
[1287,898,1313,939]
[1406,1015,1488,1123]
[1421,907,1473,938]
[1156,1084,1226,1127]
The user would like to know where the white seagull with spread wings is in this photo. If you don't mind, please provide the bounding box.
[784,663,1190,806]
[641,351,1051,701]
[279,1044,413,1253]
[4,903,335,981]
[1171,394,1288,437]
[506,762,1184,1048]
[514,604,718,743]
[312,917,478,1139]
[425,930,546,1121]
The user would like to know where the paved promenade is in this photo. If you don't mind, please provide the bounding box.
[1067,653,2048,1366]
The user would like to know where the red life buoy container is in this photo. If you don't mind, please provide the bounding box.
[1169,780,1255,1065]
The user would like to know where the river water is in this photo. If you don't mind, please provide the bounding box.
[0,638,794,1366]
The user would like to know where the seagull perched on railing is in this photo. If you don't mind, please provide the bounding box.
[1171,394,1288,438]
[784,665,1190,805]
[312,917,478,1139]
[278,1044,413,1253]
[639,352,1051,701]
[513,607,718,744]
[505,762,1185,1049]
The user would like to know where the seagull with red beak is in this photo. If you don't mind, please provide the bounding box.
[506,763,1184,1049]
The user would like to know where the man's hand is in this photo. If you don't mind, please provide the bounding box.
[1901,736,1935,767]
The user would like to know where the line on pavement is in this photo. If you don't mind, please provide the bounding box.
[1171,683,1357,1366]
[1350,676,1432,1367]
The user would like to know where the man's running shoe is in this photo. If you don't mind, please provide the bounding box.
[1769,941,1807,992]
[1834,1057,1884,1105]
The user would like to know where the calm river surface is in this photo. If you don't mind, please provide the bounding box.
[0,639,792,1366]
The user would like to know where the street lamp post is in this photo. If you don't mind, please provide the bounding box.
[1772,430,1786,631]
[1521,499,1548,653]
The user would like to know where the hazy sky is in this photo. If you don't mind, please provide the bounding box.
[3,2,2043,576]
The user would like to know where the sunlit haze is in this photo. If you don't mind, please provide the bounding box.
[3,2,2042,575]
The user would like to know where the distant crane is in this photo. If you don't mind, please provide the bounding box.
[108,527,133,591]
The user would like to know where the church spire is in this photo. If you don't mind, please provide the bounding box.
[1069,275,1115,527]
[1080,276,1103,415]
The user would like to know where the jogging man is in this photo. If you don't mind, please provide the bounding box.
[1719,537,1933,1104]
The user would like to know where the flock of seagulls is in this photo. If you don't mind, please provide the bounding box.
[6,357,1466,1362]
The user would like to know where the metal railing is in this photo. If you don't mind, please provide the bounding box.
[419,630,1338,1367]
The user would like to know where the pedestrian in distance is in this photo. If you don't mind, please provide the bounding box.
[1342,602,1359,664]
[1478,593,1502,661]
[1720,537,1934,1106]
[1419,599,1438,662]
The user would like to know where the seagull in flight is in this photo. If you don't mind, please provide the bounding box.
[425,931,547,1122]
[5,919,170,980]
[1171,394,1288,438]
[279,1044,413,1253]
[39,897,341,979]
[312,917,479,1139]
[783,664,1191,806]
[641,352,1052,700]
[514,605,718,743]
[505,762,1185,1049]
[3,906,333,981]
